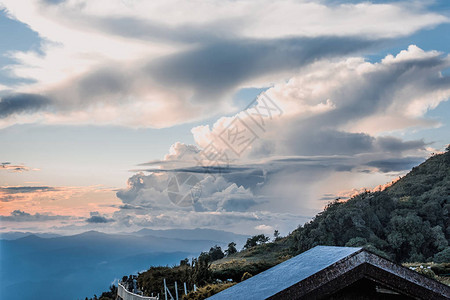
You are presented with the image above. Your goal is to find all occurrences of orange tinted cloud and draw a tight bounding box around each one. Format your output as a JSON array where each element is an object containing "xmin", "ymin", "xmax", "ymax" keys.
[{"xmin": 0, "ymin": 185, "xmax": 120, "ymax": 220}]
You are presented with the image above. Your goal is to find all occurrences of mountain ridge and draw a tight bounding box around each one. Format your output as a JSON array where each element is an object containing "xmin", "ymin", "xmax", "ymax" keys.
[{"xmin": 0, "ymin": 228, "xmax": 247, "ymax": 300}]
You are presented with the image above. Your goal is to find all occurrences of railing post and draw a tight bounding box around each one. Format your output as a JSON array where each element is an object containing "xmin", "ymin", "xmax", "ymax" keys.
[
  {"xmin": 175, "ymin": 281, "xmax": 178, "ymax": 300},
  {"xmin": 164, "ymin": 278, "xmax": 168, "ymax": 300}
]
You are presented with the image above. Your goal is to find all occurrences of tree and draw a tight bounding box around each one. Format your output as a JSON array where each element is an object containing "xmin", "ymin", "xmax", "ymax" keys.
[
  {"xmin": 244, "ymin": 234, "xmax": 269, "ymax": 249},
  {"xmin": 273, "ymin": 230, "xmax": 280, "ymax": 241},
  {"xmin": 208, "ymin": 245, "xmax": 225, "ymax": 261},
  {"xmin": 434, "ymin": 247, "xmax": 450, "ymax": 263},
  {"xmin": 225, "ymin": 242, "xmax": 237, "ymax": 256},
  {"xmin": 180, "ymin": 258, "xmax": 190, "ymax": 266},
  {"xmin": 191, "ymin": 252, "xmax": 212, "ymax": 286}
]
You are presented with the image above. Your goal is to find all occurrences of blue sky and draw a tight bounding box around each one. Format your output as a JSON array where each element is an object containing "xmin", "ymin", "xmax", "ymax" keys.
[{"xmin": 0, "ymin": 0, "xmax": 449, "ymax": 235}]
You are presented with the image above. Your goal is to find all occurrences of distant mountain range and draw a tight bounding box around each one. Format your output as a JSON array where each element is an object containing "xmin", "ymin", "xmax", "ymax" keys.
[
  {"xmin": 132, "ymin": 228, "xmax": 248, "ymax": 246},
  {"xmin": 0, "ymin": 228, "xmax": 248, "ymax": 300},
  {"xmin": 0, "ymin": 231, "xmax": 62, "ymax": 240}
]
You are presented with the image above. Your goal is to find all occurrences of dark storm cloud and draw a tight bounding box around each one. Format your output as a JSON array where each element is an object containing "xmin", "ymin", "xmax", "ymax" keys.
[
  {"xmin": 219, "ymin": 198, "xmax": 259, "ymax": 212},
  {"xmin": 85, "ymin": 215, "xmax": 115, "ymax": 223},
  {"xmin": 0, "ymin": 36, "xmax": 378, "ymax": 120},
  {"xmin": 148, "ymin": 37, "xmax": 378, "ymax": 102},
  {"xmin": 284, "ymin": 130, "xmax": 375, "ymax": 156},
  {"xmin": 85, "ymin": 212, "xmax": 115, "ymax": 223},
  {"xmin": 375, "ymin": 136, "xmax": 426, "ymax": 153},
  {"xmin": 0, "ymin": 93, "xmax": 51, "ymax": 118},
  {"xmin": 71, "ymin": 36, "xmax": 378, "ymax": 103},
  {"xmin": 283, "ymin": 129, "xmax": 427, "ymax": 157},
  {"xmin": 365, "ymin": 157, "xmax": 425, "ymax": 172}
]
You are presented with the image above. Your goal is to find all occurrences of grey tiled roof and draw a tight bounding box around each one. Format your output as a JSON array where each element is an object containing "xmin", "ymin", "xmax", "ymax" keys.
[{"xmin": 208, "ymin": 246, "xmax": 362, "ymax": 300}]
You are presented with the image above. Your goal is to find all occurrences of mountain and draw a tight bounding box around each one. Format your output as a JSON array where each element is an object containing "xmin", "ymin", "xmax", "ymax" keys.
[
  {"xmin": 0, "ymin": 229, "xmax": 245, "ymax": 300},
  {"xmin": 93, "ymin": 149, "xmax": 450, "ymax": 299},
  {"xmin": 0, "ymin": 231, "xmax": 61, "ymax": 240},
  {"xmin": 212, "ymin": 149, "xmax": 450, "ymax": 278},
  {"xmin": 188, "ymin": 149, "xmax": 450, "ymax": 297},
  {"xmin": 133, "ymin": 228, "xmax": 248, "ymax": 247},
  {"xmin": 287, "ymin": 149, "xmax": 450, "ymax": 263}
]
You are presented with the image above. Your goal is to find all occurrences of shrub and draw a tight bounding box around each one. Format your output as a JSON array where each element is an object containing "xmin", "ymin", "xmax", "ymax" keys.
[
  {"xmin": 182, "ymin": 283, "xmax": 236, "ymax": 300},
  {"xmin": 241, "ymin": 272, "xmax": 252, "ymax": 281}
]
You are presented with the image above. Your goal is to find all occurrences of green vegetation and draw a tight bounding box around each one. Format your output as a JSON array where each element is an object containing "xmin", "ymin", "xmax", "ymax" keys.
[
  {"xmin": 287, "ymin": 149, "xmax": 450, "ymax": 263},
  {"xmin": 138, "ymin": 247, "xmax": 218, "ymax": 296},
  {"xmin": 225, "ymin": 242, "xmax": 237, "ymax": 256},
  {"xmin": 182, "ymin": 283, "xmax": 236, "ymax": 300},
  {"xmin": 403, "ymin": 262, "xmax": 450, "ymax": 285},
  {"xmin": 243, "ymin": 234, "xmax": 270, "ymax": 249},
  {"xmin": 92, "ymin": 147, "xmax": 450, "ymax": 299}
]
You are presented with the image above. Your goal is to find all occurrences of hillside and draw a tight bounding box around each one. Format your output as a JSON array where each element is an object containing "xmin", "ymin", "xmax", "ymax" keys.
[
  {"xmin": 210, "ymin": 149, "xmax": 449, "ymax": 276},
  {"xmin": 92, "ymin": 148, "xmax": 450, "ymax": 299},
  {"xmin": 287, "ymin": 148, "xmax": 450, "ymax": 263}
]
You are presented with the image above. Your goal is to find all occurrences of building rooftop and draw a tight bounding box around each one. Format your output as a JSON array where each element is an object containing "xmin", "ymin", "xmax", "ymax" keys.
[{"xmin": 208, "ymin": 246, "xmax": 450, "ymax": 300}]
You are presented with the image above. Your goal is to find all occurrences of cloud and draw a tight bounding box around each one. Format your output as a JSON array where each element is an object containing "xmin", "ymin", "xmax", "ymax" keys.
[
  {"xmin": 0, "ymin": 1, "xmax": 447, "ymax": 128},
  {"xmin": 0, "ymin": 185, "xmax": 120, "ymax": 224},
  {"xmin": 0, "ymin": 210, "xmax": 72, "ymax": 222},
  {"xmin": 255, "ymin": 224, "xmax": 274, "ymax": 233},
  {"xmin": 0, "ymin": 37, "xmax": 379, "ymax": 128},
  {"xmin": 0, "ymin": 186, "xmax": 57, "ymax": 194},
  {"xmin": 0, "ymin": 185, "xmax": 58, "ymax": 202},
  {"xmin": 85, "ymin": 211, "xmax": 115, "ymax": 223},
  {"xmin": 110, "ymin": 46, "xmax": 448, "ymax": 233},
  {"xmin": 110, "ymin": 209, "xmax": 311, "ymax": 235},
  {"xmin": 0, "ymin": 93, "xmax": 51, "ymax": 118},
  {"xmin": 2, "ymin": 0, "xmax": 447, "ymax": 234},
  {"xmin": 191, "ymin": 46, "xmax": 449, "ymax": 158},
  {"xmin": 365, "ymin": 157, "xmax": 426, "ymax": 173},
  {"xmin": 0, "ymin": 162, "xmax": 38, "ymax": 172}
]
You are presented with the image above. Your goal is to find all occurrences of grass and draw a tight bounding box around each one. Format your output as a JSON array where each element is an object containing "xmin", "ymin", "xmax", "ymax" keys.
[{"xmin": 403, "ymin": 262, "xmax": 450, "ymax": 285}]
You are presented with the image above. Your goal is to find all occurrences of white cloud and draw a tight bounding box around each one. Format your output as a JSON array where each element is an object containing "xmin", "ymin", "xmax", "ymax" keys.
[
  {"xmin": 192, "ymin": 46, "xmax": 450, "ymax": 159},
  {"xmin": 255, "ymin": 224, "xmax": 273, "ymax": 233},
  {"xmin": 0, "ymin": 0, "xmax": 448, "ymax": 128},
  {"xmin": 112, "ymin": 46, "xmax": 449, "ymax": 233}
]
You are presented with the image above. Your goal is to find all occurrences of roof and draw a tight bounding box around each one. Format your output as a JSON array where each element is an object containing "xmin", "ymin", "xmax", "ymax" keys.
[
  {"xmin": 208, "ymin": 246, "xmax": 450, "ymax": 300},
  {"xmin": 208, "ymin": 246, "xmax": 362, "ymax": 300}
]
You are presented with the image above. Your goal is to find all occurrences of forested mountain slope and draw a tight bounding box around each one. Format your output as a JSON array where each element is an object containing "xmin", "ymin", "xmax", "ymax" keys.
[{"xmin": 288, "ymin": 149, "xmax": 450, "ymax": 263}]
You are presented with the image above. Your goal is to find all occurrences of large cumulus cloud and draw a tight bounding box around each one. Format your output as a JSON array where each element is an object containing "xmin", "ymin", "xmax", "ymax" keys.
[
  {"xmin": 0, "ymin": 0, "xmax": 447, "ymax": 128},
  {"xmin": 192, "ymin": 46, "xmax": 449, "ymax": 158},
  {"xmin": 112, "ymin": 47, "xmax": 449, "ymax": 233}
]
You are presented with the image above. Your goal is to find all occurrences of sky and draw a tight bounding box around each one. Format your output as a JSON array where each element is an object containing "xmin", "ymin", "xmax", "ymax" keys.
[{"xmin": 0, "ymin": 0, "xmax": 449, "ymax": 236}]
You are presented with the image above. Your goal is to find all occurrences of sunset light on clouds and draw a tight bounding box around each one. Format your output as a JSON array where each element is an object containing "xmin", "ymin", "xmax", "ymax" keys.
[{"xmin": 1, "ymin": 0, "xmax": 449, "ymax": 237}]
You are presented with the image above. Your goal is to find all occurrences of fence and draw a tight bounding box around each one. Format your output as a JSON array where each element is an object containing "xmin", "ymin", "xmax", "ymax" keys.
[{"xmin": 117, "ymin": 282, "xmax": 159, "ymax": 300}]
